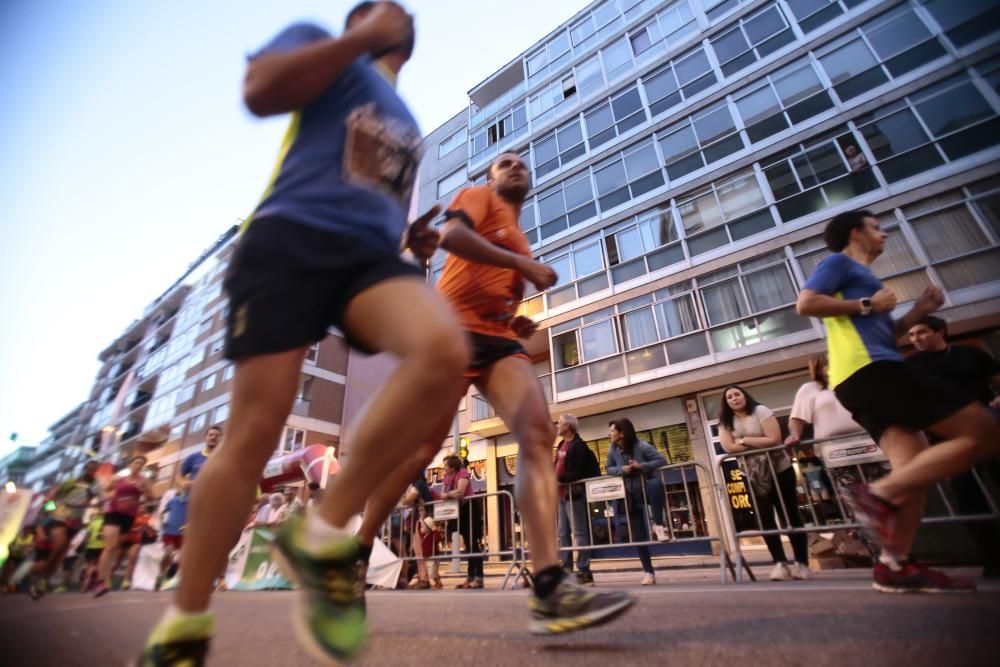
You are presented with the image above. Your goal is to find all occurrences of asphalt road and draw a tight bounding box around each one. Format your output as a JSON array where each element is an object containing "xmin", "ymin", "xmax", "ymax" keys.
[{"xmin": 2, "ymin": 572, "xmax": 998, "ymax": 667}]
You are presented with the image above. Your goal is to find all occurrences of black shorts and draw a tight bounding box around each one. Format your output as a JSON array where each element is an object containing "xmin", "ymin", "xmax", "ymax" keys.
[
  {"xmin": 103, "ymin": 512, "xmax": 136, "ymax": 534},
  {"xmin": 43, "ymin": 518, "xmax": 82, "ymax": 543},
  {"xmin": 84, "ymin": 547, "xmax": 103, "ymax": 564},
  {"xmin": 834, "ymin": 360, "xmax": 974, "ymax": 443},
  {"xmin": 224, "ymin": 217, "xmax": 424, "ymax": 359},
  {"xmin": 466, "ymin": 332, "xmax": 529, "ymax": 377}
]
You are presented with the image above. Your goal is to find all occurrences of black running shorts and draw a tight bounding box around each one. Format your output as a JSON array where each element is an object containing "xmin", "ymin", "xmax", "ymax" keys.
[
  {"xmin": 102, "ymin": 511, "xmax": 136, "ymax": 534},
  {"xmin": 834, "ymin": 360, "xmax": 974, "ymax": 443},
  {"xmin": 223, "ymin": 217, "xmax": 424, "ymax": 359},
  {"xmin": 465, "ymin": 332, "xmax": 529, "ymax": 378}
]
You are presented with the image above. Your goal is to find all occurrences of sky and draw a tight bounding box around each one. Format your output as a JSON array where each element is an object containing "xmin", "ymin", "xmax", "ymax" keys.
[{"xmin": 0, "ymin": 0, "xmax": 581, "ymax": 457}]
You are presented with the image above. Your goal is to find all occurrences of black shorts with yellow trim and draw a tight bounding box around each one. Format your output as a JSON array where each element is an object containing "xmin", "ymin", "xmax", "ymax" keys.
[{"xmin": 224, "ymin": 217, "xmax": 424, "ymax": 359}]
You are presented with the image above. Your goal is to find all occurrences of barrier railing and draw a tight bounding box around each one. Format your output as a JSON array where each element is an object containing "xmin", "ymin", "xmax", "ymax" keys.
[
  {"xmin": 381, "ymin": 489, "xmax": 523, "ymax": 590},
  {"xmin": 555, "ymin": 461, "xmax": 740, "ymax": 583},
  {"xmin": 717, "ymin": 431, "xmax": 1000, "ymax": 582}
]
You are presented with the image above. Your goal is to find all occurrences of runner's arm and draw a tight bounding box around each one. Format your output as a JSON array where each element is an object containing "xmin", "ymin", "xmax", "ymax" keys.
[
  {"xmin": 893, "ymin": 285, "xmax": 945, "ymax": 336},
  {"xmin": 796, "ymin": 289, "xmax": 867, "ymax": 317},
  {"xmin": 439, "ymin": 220, "xmax": 528, "ymax": 271},
  {"xmin": 243, "ymin": 5, "xmax": 412, "ymax": 116}
]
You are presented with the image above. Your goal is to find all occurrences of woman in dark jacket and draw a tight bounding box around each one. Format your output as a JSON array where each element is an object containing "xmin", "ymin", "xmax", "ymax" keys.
[{"xmin": 606, "ymin": 418, "xmax": 665, "ymax": 585}]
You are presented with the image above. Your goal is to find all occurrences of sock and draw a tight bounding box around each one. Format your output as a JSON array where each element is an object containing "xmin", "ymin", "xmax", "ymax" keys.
[
  {"xmin": 161, "ymin": 604, "xmax": 212, "ymax": 624},
  {"xmin": 533, "ymin": 565, "xmax": 564, "ymax": 599},
  {"xmin": 357, "ymin": 543, "xmax": 373, "ymax": 564},
  {"xmin": 303, "ymin": 511, "xmax": 352, "ymax": 552},
  {"xmin": 879, "ymin": 552, "xmax": 906, "ymax": 572}
]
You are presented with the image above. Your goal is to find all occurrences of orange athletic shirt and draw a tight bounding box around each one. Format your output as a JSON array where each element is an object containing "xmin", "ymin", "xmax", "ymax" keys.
[{"xmin": 436, "ymin": 186, "xmax": 532, "ymax": 340}]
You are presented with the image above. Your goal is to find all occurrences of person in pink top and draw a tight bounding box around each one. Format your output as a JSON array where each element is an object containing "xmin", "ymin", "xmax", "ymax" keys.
[
  {"xmin": 440, "ymin": 455, "xmax": 483, "ymax": 588},
  {"xmin": 94, "ymin": 455, "xmax": 151, "ymax": 597}
]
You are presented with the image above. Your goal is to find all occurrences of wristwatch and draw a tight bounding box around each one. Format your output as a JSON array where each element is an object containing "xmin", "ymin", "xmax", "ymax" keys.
[{"xmin": 859, "ymin": 297, "xmax": 872, "ymax": 316}]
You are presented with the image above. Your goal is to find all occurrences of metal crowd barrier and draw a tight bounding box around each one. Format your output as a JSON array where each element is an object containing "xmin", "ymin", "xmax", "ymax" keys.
[
  {"xmin": 717, "ymin": 431, "xmax": 1000, "ymax": 582},
  {"xmin": 381, "ymin": 489, "xmax": 524, "ymax": 590},
  {"xmin": 555, "ymin": 461, "xmax": 739, "ymax": 583}
]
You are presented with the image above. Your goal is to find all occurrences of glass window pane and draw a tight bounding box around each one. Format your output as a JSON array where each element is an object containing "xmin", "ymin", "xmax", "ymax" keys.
[
  {"xmin": 534, "ymin": 135, "xmax": 558, "ymax": 165},
  {"xmin": 718, "ymin": 173, "xmax": 766, "ymax": 219},
  {"xmin": 766, "ymin": 161, "xmax": 800, "ymax": 199},
  {"xmin": 911, "ymin": 206, "xmax": 990, "ymax": 261},
  {"xmin": 616, "ymin": 227, "xmax": 645, "ymax": 261},
  {"xmin": 585, "ymin": 105, "xmax": 615, "ymax": 140},
  {"xmin": 603, "ymin": 38, "xmax": 633, "ymax": 78},
  {"xmin": 773, "ymin": 62, "xmax": 823, "ymax": 105},
  {"xmin": 581, "ymin": 320, "xmax": 618, "ymax": 360},
  {"xmin": 527, "ymin": 51, "xmax": 547, "ymax": 76},
  {"xmin": 547, "ymin": 254, "xmax": 573, "ymax": 286},
  {"xmin": 860, "ymin": 109, "xmax": 931, "ymax": 160},
  {"xmin": 736, "ymin": 85, "xmax": 781, "ymax": 124},
  {"xmin": 644, "ymin": 66, "xmax": 679, "ymax": 105},
  {"xmin": 744, "ymin": 265, "xmax": 795, "ymax": 312},
  {"xmin": 573, "ymin": 243, "xmax": 604, "ymax": 277},
  {"xmin": 611, "ymin": 87, "xmax": 643, "ymax": 120},
  {"xmin": 786, "ymin": 0, "xmax": 832, "ymax": 20},
  {"xmin": 519, "ymin": 202, "xmax": 536, "ymax": 231},
  {"xmin": 624, "ymin": 143, "xmax": 660, "ymax": 179},
  {"xmin": 744, "ymin": 6, "xmax": 785, "ymax": 45},
  {"xmin": 538, "ymin": 189, "xmax": 566, "ymax": 222},
  {"xmin": 656, "ymin": 295, "xmax": 701, "ymax": 337},
  {"xmin": 820, "ymin": 39, "xmax": 878, "ymax": 83},
  {"xmin": 627, "ymin": 345, "xmax": 667, "ymax": 373},
  {"xmin": 557, "ymin": 121, "xmax": 584, "ymax": 151},
  {"xmin": 973, "ymin": 193, "xmax": 1000, "ymax": 241},
  {"xmin": 552, "ymin": 331, "xmax": 580, "ymax": 369},
  {"xmin": 675, "ymin": 48, "xmax": 711, "ymax": 85},
  {"xmin": 639, "ymin": 208, "xmax": 679, "ymax": 246},
  {"xmin": 701, "ymin": 279, "xmax": 748, "ymax": 325},
  {"xmin": 589, "ymin": 356, "xmax": 627, "ymax": 384},
  {"xmin": 863, "ymin": 7, "xmax": 932, "ymax": 61},
  {"xmin": 659, "ymin": 125, "xmax": 699, "ymax": 161},
  {"xmin": 914, "ymin": 82, "xmax": 993, "ymax": 137},
  {"xmin": 712, "ymin": 27, "xmax": 749, "ymax": 64},
  {"xmin": 595, "ymin": 160, "xmax": 628, "ymax": 196},
  {"xmin": 679, "ymin": 191, "xmax": 724, "ymax": 233},
  {"xmin": 624, "ymin": 309, "xmax": 660, "ymax": 349},
  {"xmin": 693, "ymin": 105, "xmax": 736, "ymax": 145},
  {"xmin": 934, "ymin": 249, "xmax": 1000, "ymax": 290},
  {"xmin": 563, "ymin": 175, "xmax": 594, "ymax": 209},
  {"xmin": 666, "ymin": 332, "xmax": 710, "ymax": 363}
]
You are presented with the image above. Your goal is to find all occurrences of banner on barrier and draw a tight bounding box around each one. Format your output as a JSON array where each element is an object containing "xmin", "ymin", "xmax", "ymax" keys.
[
  {"xmin": 0, "ymin": 489, "xmax": 31, "ymax": 565},
  {"xmin": 433, "ymin": 500, "xmax": 459, "ymax": 521},
  {"xmin": 586, "ymin": 477, "xmax": 625, "ymax": 502},
  {"xmin": 225, "ymin": 528, "xmax": 293, "ymax": 591},
  {"xmin": 820, "ymin": 438, "xmax": 887, "ymax": 468}
]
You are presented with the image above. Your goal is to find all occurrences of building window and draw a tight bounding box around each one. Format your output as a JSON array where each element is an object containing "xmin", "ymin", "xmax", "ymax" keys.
[
  {"xmin": 192, "ymin": 412, "xmax": 208, "ymax": 432},
  {"xmin": 734, "ymin": 58, "xmax": 833, "ymax": 144},
  {"xmin": 542, "ymin": 234, "xmax": 609, "ymax": 309},
  {"xmin": 710, "ymin": 3, "xmax": 795, "ymax": 78},
  {"xmin": 762, "ymin": 126, "xmax": 879, "ymax": 222},
  {"xmin": 602, "ymin": 36, "xmax": 635, "ymax": 81},
  {"xmin": 784, "ymin": 0, "xmax": 848, "ymax": 35},
  {"xmin": 551, "ymin": 308, "xmax": 625, "ymax": 393},
  {"xmin": 920, "ymin": 0, "xmax": 1000, "ymax": 48},
  {"xmin": 213, "ymin": 403, "xmax": 229, "ymax": 424},
  {"xmin": 169, "ymin": 424, "xmax": 185, "ymax": 441},
  {"xmin": 222, "ymin": 364, "xmax": 234, "ymax": 382},
  {"xmin": 210, "ymin": 339, "xmax": 224, "ymax": 355},
  {"xmin": 532, "ymin": 119, "xmax": 586, "ymax": 179},
  {"xmin": 525, "ymin": 30, "xmax": 572, "ymax": 86},
  {"xmin": 201, "ymin": 373, "xmax": 216, "ymax": 392},
  {"xmin": 657, "ymin": 102, "xmax": 744, "ymax": 181},
  {"xmin": 642, "ymin": 46, "xmax": 717, "ymax": 119},
  {"xmin": 438, "ymin": 128, "xmax": 467, "ymax": 158},
  {"xmin": 816, "ymin": 5, "xmax": 945, "ymax": 102},
  {"xmin": 304, "ymin": 343, "xmax": 319, "ymax": 365},
  {"xmin": 677, "ymin": 168, "xmax": 773, "ymax": 255},
  {"xmin": 700, "ymin": 0, "xmax": 753, "ymax": 24},
  {"xmin": 470, "ymin": 103, "xmax": 528, "ymax": 160},
  {"xmin": 575, "ymin": 55, "xmax": 605, "ymax": 100},
  {"xmin": 281, "ymin": 426, "xmax": 306, "ymax": 453},
  {"xmin": 854, "ymin": 73, "xmax": 1000, "ymax": 185},
  {"xmin": 593, "ymin": 139, "xmax": 665, "ymax": 212},
  {"xmin": 437, "ymin": 169, "xmax": 466, "ymax": 199},
  {"xmin": 584, "ymin": 85, "xmax": 647, "ymax": 151},
  {"xmin": 536, "ymin": 172, "xmax": 597, "ymax": 241},
  {"xmin": 176, "ymin": 384, "xmax": 195, "ymax": 404}
]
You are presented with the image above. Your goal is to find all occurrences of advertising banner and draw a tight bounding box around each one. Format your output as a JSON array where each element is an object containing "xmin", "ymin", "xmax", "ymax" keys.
[{"xmin": 585, "ymin": 477, "xmax": 626, "ymax": 503}]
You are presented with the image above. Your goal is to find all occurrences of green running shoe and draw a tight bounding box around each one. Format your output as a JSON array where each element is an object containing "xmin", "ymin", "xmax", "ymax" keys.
[
  {"xmin": 135, "ymin": 611, "xmax": 214, "ymax": 666},
  {"xmin": 272, "ymin": 515, "xmax": 366, "ymax": 664},
  {"xmin": 528, "ymin": 576, "xmax": 635, "ymax": 635}
]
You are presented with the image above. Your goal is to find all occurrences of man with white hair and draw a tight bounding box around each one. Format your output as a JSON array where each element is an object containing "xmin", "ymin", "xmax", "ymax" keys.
[{"xmin": 555, "ymin": 414, "xmax": 600, "ymax": 585}]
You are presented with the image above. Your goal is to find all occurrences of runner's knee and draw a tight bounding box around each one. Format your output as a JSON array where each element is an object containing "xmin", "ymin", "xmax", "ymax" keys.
[{"xmin": 411, "ymin": 325, "xmax": 469, "ymax": 379}]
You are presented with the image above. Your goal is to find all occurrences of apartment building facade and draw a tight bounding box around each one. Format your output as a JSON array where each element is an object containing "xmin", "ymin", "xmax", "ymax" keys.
[{"xmin": 415, "ymin": 0, "xmax": 1000, "ymax": 552}]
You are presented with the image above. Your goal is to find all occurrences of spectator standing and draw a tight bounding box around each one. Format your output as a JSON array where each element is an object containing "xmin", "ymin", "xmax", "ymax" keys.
[
  {"xmin": 441, "ymin": 455, "xmax": 483, "ymax": 589},
  {"xmin": 554, "ymin": 414, "xmax": 600, "ymax": 585},
  {"xmin": 718, "ymin": 386, "xmax": 812, "ymax": 581},
  {"xmin": 606, "ymin": 418, "xmax": 665, "ymax": 585}
]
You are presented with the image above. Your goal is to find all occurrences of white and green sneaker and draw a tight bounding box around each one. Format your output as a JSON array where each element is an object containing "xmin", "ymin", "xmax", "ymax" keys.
[
  {"xmin": 136, "ymin": 612, "xmax": 214, "ymax": 666},
  {"xmin": 271, "ymin": 515, "xmax": 367, "ymax": 664}
]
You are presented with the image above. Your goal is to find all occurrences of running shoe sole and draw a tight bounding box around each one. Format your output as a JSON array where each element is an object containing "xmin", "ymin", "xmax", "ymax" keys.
[
  {"xmin": 528, "ymin": 594, "xmax": 635, "ymax": 635},
  {"xmin": 270, "ymin": 544, "xmax": 361, "ymax": 666}
]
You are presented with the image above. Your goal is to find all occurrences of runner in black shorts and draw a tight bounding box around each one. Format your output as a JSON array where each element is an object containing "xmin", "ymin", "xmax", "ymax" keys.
[
  {"xmin": 138, "ymin": 4, "xmax": 470, "ymax": 664},
  {"xmin": 798, "ymin": 210, "xmax": 1000, "ymax": 593}
]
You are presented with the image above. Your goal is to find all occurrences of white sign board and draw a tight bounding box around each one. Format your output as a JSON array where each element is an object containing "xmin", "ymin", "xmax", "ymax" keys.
[
  {"xmin": 585, "ymin": 477, "xmax": 626, "ymax": 502},
  {"xmin": 433, "ymin": 500, "xmax": 460, "ymax": 521},
  {"xmin": 820, "ymin": 438, "xmax": 888, "ymax": 468}
]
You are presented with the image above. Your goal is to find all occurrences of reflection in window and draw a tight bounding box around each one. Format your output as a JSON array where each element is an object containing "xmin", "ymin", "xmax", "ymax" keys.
[
  {"xmin": 658, "ymin": 103, "xmax": 744, "ymax": 181},
  {"xmin": 584, "ymin": 85, "xmax": 647, "ymax": 150},
  {"xmin": 710, "ymin": 3, "xmax": 795, "ymax": 77},
  {"xmin": 922, "ymin": 0, "xmax": 1000, "ymax": 47},
  {"xmin": 677, "ymin": 169, "xmax": 772, "ymax": 254},
  {"xmin": 643, "ymin": 47, "xmax": 717, "ymax": 118}
]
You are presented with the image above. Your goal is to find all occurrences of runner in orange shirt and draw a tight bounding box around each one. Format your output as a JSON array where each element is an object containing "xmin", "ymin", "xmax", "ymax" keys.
[{"xmin": 357, "ymin": 152, "xmax": 635, "ymax": 635}]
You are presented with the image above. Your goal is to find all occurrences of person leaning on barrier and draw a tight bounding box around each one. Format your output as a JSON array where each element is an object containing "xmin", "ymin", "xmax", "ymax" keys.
[
  {"xmin": 606, "ymin": 418, "xmax": 666, "ymax": 585},
  {"xmin": 718, "ymin": 385, "xmax": 812, "ymax": 582},
  {"xmin": 441, "ymin": 455, "xmax": 484, "ymax": 589},
  {"xmin": 555, "ymin": 414, "xmax": 601, "ymax": 585},
  {"xmin": 786, "ymin": 354, "xmax": 865, "ymax": 449}
]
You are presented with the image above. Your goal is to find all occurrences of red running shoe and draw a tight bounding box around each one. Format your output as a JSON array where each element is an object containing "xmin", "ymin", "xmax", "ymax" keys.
[
  {"xmin": 911, "ymin": 563, "xmax": 976, "ymax": 594},
  {"xmin": 872, "ymin": 562, "xmax": 928, "ymax": 593},
  {"xmin": 845, "ymin": 483, "xmax": 899, "ymax": 554}
]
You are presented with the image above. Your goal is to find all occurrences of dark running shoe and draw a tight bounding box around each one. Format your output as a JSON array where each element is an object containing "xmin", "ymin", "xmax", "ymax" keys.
[
  {"xmin": 872, "ymin": 562, "xmax": 928, "ymax": 593},
  {"xmin": 272, "ymin": 515, "xmax": 366, "ymax": 664},
  {"xmin": 912, "ymin": 563, "xmax": 976, "ymax": 593},
  {"xmin": 845, "ymin": 484, "xmax": 899, "ymax": 554},
  {"xmin": 577, "ymin": 570, "xmax": 595, "ymax": 586},
  {"xmin": 135, "ymin": 612, "xmax": 214, "ymax": 666},
  {"xmin": 529, "ymin": 576, "xmax": 635, "ymax": 635},
  {"xmin": 28, "ymin": 576, "xmax": 46, "ymax": 601}
]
